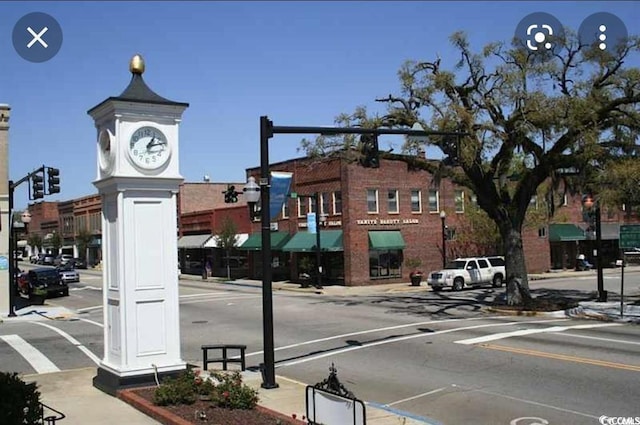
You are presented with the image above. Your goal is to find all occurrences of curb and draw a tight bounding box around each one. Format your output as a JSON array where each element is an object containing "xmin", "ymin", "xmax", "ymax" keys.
[{"xmin": 484, "ymin": 307, "xmax": 568, "ymax": 318}]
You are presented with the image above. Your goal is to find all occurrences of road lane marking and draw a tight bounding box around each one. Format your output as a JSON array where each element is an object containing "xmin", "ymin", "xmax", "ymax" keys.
[
  {"xmin": 180, "ymin": 295, "xmax": 261, "ymax": 305},
  {"xmin": 245, "ymin": 317, "xmax": 495, "ymax": 357},
  {"xmin": 387, "ymin": 386, "xmax": 448, "ymax": 407},
  {"xmin": 77, "ymin": 305, "xmax": 102, "ymax": 313},
  {"xmin": 472, "ymin": 387, "xmax": 599, "ymax": 420},
  {"xmin": 78, "ymin": 318, "xmax": 103, "ymax": 328},
  {"xmin": 274, "ymin": 319, "xmax": 569, "ymax": 368},
  {"xmin": 0, "ymin": 334, "xmax": 60, "ymax": 373},
  {"xmin": 454, "ymin": 323, "xmax": 620, "ymax": 345},
  {"xmin": 32, "ymin": 322, "xmax": 101, "ymax": 365},
  {"xmin": 481, "ymin": 344, "xmax": 640, "ymax": 372},
  {"xmin": 560, "ymin": 332, "xmax": 640, "ymax": 346}
]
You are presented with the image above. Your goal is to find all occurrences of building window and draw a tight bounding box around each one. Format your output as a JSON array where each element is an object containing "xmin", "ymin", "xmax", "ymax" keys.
[
  {"xmin": 530, "ymin": 195, "xmax": 538, "ymax": 209},
  {"xmin": 334, "ymin": 191, "xmax": 342, "ymax": 215},
  {"xmin": 89, "ymin": 212, "xmax": 101, "ymax": 232},
  {"xmin": 367, "ymin": 189, "xmax": 379, "ymax": 214},
  {"xmin": 282, "ymin": 200, "xmax": 289, "ymax": 219},
  {"xmin": 75, "ymin": 216, "xmax": 87, "ymax": 233},
  {"xmin": 455, "ymin": 190, "xmax": 465, "ymax": 213},
  {"xmin": 410, "ymin": 189, "xmax": 421, "ymax": 213},
  {"xmin": 310, "ymin": 196, "xmax": 318, "ymax": 214},
  {"xmin": 538, "ymin": 227, "xmax": 547, "ymax": 238},
  {"xmin": 428, "ymin": 190, "xmax": 439, "ymax": 212},
  {"xmin": 369, "ymin": 250, "xmax": 402, "ymax": 279},
  {"xmin": 470, "ymin": 194, "xmax": 478, "ymax": 205},
  {"xmin": 562, "ymin": 194, "xmax": 568, "ymax": 206},
  {"xmin": 298, "ymin": 198, "xmax": 308, "ymax": 218},
  {"xmin": 321, "ymin": 192, "xmax": 330, "ymax": 216},
  {"xmin": 388, "ymin": 189, "xmax": 399, "ymax": 214}
]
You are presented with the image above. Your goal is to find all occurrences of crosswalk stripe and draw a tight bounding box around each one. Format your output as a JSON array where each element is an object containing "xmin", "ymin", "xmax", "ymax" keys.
[
  {"xmin": 0, "ymin": 334, "xmax": 60, "ymax": 374},
  {"xmin": 453, "ymin": 323, "xmax": 620, "ymax": 345},
  {"xmin": 32, "ymin": 322, "xmax": 101, "ymax": 365}
]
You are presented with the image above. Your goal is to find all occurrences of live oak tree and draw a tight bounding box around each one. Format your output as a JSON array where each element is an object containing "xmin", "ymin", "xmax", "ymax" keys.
[{"xmin": 303, "ymin": 30, "xmax": 640, "ymax": 305}]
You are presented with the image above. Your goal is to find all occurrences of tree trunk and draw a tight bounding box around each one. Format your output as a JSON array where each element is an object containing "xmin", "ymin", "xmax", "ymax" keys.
[
  {"xmin": 502, "ymin": 226, "xmax": 533, "ymax": 306},
  {"xmin": 226, "ymin": 249, "xmax": 231, "ymax": 280}
]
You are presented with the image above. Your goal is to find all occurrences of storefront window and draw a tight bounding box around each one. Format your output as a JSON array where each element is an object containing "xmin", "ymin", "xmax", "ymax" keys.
[{"xmin": 369, "ymin": 250, "xmax": 402, "ymax": 278}]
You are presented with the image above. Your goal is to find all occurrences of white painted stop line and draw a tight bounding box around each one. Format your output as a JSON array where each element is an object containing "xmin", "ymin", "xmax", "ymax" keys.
[
  {"xmin": 0, "ymin": 334, "xmax": 59, "ymax": 373},
  {"xmin": 454, "ymin": 323, "xmax": 620, "ymax": 345}
]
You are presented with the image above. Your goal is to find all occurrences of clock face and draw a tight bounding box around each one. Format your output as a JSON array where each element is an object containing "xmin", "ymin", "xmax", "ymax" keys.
[
  {"xmin": 128, "ymin": 126, "xmax": 171, "ymax": 170},
  {"xmin": 98, "ymin": 129, "xmax": 114, "ymax": 171}
]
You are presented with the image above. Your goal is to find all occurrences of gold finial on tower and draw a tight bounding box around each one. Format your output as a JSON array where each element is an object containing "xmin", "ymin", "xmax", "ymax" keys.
[{"xmin": 129, "ymin": 54, "xmax": 145, "ymax": 75}]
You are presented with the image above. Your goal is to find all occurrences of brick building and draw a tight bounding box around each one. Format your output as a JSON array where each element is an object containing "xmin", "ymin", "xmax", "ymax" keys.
[{"xmin": 237, "ymin": 154, "xmax": 636, "ymax": 286}]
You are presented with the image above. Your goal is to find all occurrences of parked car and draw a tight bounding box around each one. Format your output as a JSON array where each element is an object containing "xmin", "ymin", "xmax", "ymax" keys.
[
  {"xmin": 38, "ymin": 254, "xmax": 55, "ymax": 265},
  {"xmin": 70, "ymin": 257, "xmax": 87, "ymax": 269},
  {"xmin": 31, "ymin": 254, "xmax": 43, "ymax": 264},
  {"xmin": 427, "ymin": 256, "xmax": 506, "ymax": 292},
  {"xmin": 17, "ymin": 267, "xmax": 69, "ymax": 299},
  {"xmin": 54, "ymin": 254, "xmax": 73, "ymax": 267},
  {"xmin": 58, "ymin": 265, "xmax": 80, "ymax": 283}
]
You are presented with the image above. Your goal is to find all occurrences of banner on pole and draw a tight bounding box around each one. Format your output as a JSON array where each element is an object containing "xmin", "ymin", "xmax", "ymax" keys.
[
  {"xmin": 307, "ymin": 213, "xmax": 317, "ymax": 234},
  {"xmin": 270, "ymin": 172, "xmax": 292, "ymax": 222}
]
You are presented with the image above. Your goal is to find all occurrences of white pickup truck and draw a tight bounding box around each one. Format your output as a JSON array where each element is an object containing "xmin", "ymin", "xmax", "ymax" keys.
[{"xmin": 427, "ymin": 256, "xmax": 506, "ymax": 291}]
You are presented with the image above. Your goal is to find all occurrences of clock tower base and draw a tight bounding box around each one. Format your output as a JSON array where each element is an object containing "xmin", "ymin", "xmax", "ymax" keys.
[{"xmin": 93, "ymin": 364, "xmax": 185, "ymax": 396}]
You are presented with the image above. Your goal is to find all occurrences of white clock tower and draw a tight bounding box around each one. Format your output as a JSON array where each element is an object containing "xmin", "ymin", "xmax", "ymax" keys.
[{"xmin": 88, "ymin": 55, "xmax": 189, "ymax": 394}]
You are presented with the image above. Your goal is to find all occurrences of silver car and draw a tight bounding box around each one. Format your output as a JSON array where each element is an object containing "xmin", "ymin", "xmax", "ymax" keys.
[{"xmin": 59, "ymin": 268, "xmax": 80, "ymax": 283}]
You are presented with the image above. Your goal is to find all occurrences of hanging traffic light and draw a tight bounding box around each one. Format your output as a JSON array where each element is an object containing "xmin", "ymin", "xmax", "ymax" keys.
[
  {"xmin": 47, "ymin": 167, "xmax": 60, "ymax": 194},
  {"xmin": 31, "ymin": 171, "xmax": 44, "ymax": 200},
  {"xmin": 223, "ymin": 185, "xmax": 239, "ymax": 203},
  {"xmin": 359, "ymin": 133, "xmax": 379, "ymax": 168}
]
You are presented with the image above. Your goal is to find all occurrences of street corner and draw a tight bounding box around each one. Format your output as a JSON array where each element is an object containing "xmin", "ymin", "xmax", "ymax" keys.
[{"xmin": 483, "ymin": 305, "xmax": 569, "ymax": 318}]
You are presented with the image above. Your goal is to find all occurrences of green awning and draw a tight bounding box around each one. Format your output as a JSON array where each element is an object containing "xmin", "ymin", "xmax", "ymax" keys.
[
  {"xmin": 281, "ymin": 230, "xmax": 344, "ymax": 252},
  {"xmin": 549, "ymin": 224, "xmax": 585, "ymax": 242},
  {"xmin": 368, "ymin": 231, "xmax": 406, "ymax": 250},
  {"xmin": 239, "ymin": 232, "xmax": 292, "ymax": 251}
]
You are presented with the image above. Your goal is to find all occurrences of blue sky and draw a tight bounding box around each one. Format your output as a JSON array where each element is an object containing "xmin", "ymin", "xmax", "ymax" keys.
[{"xmin": 2, "ymin": 1, "xmax": 638, "ymax": 209}]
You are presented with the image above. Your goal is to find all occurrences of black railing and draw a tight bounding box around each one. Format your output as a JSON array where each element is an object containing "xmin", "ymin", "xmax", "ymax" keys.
[{"xmin": 41, "ymin": 402, "xmax": 65, "ymax": 424}]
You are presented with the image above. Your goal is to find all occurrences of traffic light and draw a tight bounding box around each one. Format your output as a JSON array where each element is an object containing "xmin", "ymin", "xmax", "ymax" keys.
[
  {"xmin": 47, "ymin": 167, "xmax": 60, "ymax": 194},
  {"xmin": 359, "ymin": 133, "xmax": 379, "ymax": 168},
  {"xmin": 31, "ymin": 171, "xmax": 44, "ymax": 200},
  {"xmin": 223, "ymin": 185, "xmax": 239, "ymax": 203}
]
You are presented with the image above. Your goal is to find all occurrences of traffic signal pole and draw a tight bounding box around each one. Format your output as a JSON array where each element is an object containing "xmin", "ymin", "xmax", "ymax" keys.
[{"xmin": 6, "ymin": 166, "xmax": 59, "ymax": 317}]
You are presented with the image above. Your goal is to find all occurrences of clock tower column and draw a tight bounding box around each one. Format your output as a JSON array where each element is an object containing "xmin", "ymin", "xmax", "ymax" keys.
[{"xmin": 88, "ymin": 55, "xmax": 189, "ymax": 394}]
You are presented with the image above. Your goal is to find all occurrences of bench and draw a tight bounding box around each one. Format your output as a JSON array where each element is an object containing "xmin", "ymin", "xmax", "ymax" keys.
[{"xmin": 201, "ymin": 344, "xmax": 247, "ymax": 371}]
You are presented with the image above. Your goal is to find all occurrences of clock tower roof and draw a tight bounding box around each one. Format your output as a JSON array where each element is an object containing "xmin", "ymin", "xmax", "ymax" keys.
[{"xmin": 87, "ymin": 54, "xmax": 189, "ymax": 115}]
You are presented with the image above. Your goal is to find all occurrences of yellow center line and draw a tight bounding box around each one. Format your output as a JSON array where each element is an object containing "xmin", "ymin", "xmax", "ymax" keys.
[{"xmin": 482, "ymin": 344, "xmax": 640, "ymax": 372}]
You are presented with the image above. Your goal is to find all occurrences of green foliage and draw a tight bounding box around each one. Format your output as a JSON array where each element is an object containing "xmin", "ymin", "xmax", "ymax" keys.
[
  {"xmin": 152, "ymin": 369, "xmax": 259, "ymax": 410},
  {"xmin": 0, "ymin": 372, "xmax": 42, "ymax": 425},
  {"xmin": 405, "ymin": 257, "xmax": 422, "ymax": 271},
  {"xmin": 214, "ymin": 217, "xmax": 239, "ymax": 251},
  {"xmin": 209, "ymin": 371, "xmax": 259, "ymax": 410},
  {"xmin": 27, "ymin": 233, "xmax": 42, "ymax": 250},
  {"xmin": 153, "ymin": 370, "xmax": 197, "ymax": 406},
  {"xmin": 454, "ymin": 202, "xmax": 502, "ymax": 257},
  {"xmin": 75, "ymin": 228, "xmax": 93, "ymax": 262},
  {"xmin": 49, "ymin": 232, "xmax": 62, "ymax": 251}
]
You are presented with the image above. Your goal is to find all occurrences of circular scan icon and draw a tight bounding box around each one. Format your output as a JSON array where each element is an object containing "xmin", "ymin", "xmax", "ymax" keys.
[
  {"xmin": 579, "ymin": 12, "xmax": 628, "ymax": 55},
  {"xmin": 12, "ymin": 12, "xmax": 63, "ymax": 63},
  {"xmin": 514, "ymin": 12, "xmax": 565, "ymax": 62}
]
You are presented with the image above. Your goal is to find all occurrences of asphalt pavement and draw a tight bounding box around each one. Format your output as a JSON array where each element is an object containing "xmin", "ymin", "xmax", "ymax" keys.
[{"xmin": 3, "ymin": 265, "xmax": 639, "ymax": 424}]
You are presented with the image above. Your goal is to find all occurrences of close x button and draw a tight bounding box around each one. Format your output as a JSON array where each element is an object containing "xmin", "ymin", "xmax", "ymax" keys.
[{"xmin": 12, "ymin": 12, "xmax": 63, "ymax": 63}]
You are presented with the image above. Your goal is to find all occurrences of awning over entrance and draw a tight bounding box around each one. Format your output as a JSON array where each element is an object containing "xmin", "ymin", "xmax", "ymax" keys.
[
  {"xmin": 239, "ymin": 232, "xmax": 291, "ymax": 251},
  {"xmin": 549, "ymin": 224, "xmax": 585, "ymax": 242},
  {"xmin": 368, "ymin": 230, "xmax": 406, "ymax": 250},
  {"xmin": 178, "ymin": 234, "xmax": 212, "ymax": 249},
  {"xmin": 583, "ymin": 223, "xmax": 621, "ymax": 240},
  {"xmin": 204, "ymin": 233, "xmax": 250, "ymax": 248},
  {"xmin": 17, "ymin": 240, "xmax": 28, "ymax": 247},
  {"xmin": 281, "ymin": 230, "xmax": 344, "ymax": 252}
]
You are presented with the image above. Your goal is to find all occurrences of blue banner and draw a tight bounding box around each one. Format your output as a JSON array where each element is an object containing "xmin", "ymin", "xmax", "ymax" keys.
[
  {"xmin": 307, "ymin": 213, "xmax": 317, "ymax": 234},
  {"xmin": 269, "ymin": 172, "xmax": 292, "ymax": 221}
]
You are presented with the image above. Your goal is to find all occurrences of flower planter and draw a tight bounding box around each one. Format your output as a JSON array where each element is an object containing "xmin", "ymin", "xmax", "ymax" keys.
[{"xmin": 410, "ymin": 274, "xmax": 423, "ymax": 286}]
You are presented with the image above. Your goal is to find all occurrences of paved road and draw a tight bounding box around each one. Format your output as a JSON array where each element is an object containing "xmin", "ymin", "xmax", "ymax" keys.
[{"xmin": 2, "ymin": 266, "xmax": 639, "ymax": 424}]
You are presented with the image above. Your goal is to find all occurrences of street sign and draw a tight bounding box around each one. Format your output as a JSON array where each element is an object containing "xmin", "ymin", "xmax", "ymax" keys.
[{"xmin": 619, "ymin": 225, "xmax": 640, "ymax": 249}]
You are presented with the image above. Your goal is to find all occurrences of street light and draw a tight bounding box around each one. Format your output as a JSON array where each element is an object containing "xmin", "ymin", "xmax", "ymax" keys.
[
  {"xmin": 583, "ymin": 195, "xmax": 607, "ymax": 302},
  {"xmin": 440, "ymin": 210, "xmax": 447, "ymax": 268},
  {"xmin": 243, "ymin": 176, "xmax": 261, "ymax": 220}
]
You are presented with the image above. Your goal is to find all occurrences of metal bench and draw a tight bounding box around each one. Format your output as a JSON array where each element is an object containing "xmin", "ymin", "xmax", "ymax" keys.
[{"xmin": 201, "ymin": 344, "xmax": 247, "ymax": 371}]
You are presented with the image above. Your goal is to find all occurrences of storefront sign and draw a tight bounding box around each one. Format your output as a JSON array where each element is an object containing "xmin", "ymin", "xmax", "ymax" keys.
[
  {"xmin": 356, "ymin": 218, "xmax": 420, "ymax": 225},
  {"xmin": 299, "ymin": 220, "xmax": 342, "ymax": 228}
]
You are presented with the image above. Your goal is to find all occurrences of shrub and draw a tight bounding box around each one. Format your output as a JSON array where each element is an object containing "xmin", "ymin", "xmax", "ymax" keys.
[
  {"xmin": 209, "ymin": 371, "xmax": 259, "ymax": 410},
  {"xmin": 0, "ymin": 372, "xmax": 42, "ymax": 425},
  {"xmin": 153, "ymin": 370, "xmax": 197, "ymax": 406}
]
